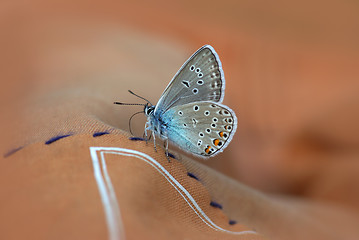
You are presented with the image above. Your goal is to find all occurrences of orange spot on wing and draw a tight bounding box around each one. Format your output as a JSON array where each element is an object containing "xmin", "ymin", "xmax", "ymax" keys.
[
  {"xmin": 219, "ymin": 131, "xmax": 224, "ymax": 137},
  {"xmin": 205, "ymin": 146, "xmax": 211, "ymax": 154},
  {"xmin": 213, "ymin": 139, "xmax": 220, "ymax": 146}
]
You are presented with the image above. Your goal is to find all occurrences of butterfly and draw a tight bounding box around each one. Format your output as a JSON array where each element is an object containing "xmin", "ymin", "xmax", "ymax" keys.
[{"xmin": 115, "ymin": 45, "xmax": 237, "ymax": 159}]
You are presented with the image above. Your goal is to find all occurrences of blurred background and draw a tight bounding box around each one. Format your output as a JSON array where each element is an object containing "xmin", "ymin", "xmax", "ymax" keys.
[{"xmin": 1, "ymin": 0, "xmax": 359, "ymax": 209}]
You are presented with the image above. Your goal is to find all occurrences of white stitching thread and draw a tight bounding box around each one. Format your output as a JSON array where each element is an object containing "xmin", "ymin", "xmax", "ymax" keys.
[{"xmin": 90, "ymin": 147, "xmax": 258, "ymax": 239}]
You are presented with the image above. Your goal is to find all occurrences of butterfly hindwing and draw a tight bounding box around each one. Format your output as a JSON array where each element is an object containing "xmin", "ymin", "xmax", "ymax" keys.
[
  {"xmin": 154, "ymin": 45, "xmax": 225, "ymax": 115},
  {"xmin": 161, "ymin": 102, "xmax": 237, "ymax": 157}
]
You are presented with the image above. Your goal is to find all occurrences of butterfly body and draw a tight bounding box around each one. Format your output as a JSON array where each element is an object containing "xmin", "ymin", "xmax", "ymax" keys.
[
  {"xmin": 144, "ymin": 103, "xmax": 168, "ymax": 141},
  {"xmin": 142, "ymin": 45, "xmax": 237, "ymax": 158}
]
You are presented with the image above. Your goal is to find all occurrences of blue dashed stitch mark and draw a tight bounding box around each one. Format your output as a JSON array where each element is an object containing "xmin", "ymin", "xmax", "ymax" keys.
[
  {"xmin": 93, "ymin": 131, "xmax": 110, "ymax": 137},
  {"xmin": 167, "ymin": 152, "xmax": 176, "ymax": 159},
  {"xmin": 187, "ymin": 172, "xmax": 199, "ymax": 181},
  {"xmin": 45, "ymin": 134, "xmax": 72, "ymax": 145},
  {"xmin": 129, "ymin": 137, "xmax": 146, "ymax": 141},
  {"xmin": 3, "ymin": 146, "xmax": 23, "ymax": 158},
  {"xmin": 210, "ymin": 201, "xmax": 223, "ymax": 209},
  {"xmin": 229, "ymin": 220, "xmax": 237, "ymax": 225},
  {"xmin": 7, "ymin": 131, "xmax": 238, "ymax": 230}
]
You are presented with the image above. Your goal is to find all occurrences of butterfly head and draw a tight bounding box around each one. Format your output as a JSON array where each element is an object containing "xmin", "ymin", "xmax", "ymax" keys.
[{"xmin": 144, "ymin": 103, "xmax": 155, "ymax": 117}]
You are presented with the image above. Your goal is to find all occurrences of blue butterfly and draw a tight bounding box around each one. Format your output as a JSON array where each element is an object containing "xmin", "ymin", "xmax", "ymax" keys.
[{"xmin": 116, "ymin": 45, "xmax": 237, "ymax": 159}]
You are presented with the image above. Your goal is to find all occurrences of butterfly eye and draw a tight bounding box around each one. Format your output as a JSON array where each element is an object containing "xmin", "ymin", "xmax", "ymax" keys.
[{"xmin": 146, "ymin": 107, "xmax": 154, "ymax": 115}]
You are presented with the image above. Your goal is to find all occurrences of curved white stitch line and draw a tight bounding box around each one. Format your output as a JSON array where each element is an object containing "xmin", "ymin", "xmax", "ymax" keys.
[
  {"xmin": 90, "ymin": 147, "xmax": 258, "ymax": 237},
  {"xmin": 90, "ymin": 148, "xmax": 126, "ymax": 240}
]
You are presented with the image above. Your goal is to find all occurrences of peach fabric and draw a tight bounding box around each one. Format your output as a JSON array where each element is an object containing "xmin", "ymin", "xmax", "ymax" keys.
[
  {"xmin": 1, "ymin": 0, "xmax": 359, "ymax": 239},
  {"xmin": 1, "ymin": 133, "xmax": 264, "ymax": 240}
]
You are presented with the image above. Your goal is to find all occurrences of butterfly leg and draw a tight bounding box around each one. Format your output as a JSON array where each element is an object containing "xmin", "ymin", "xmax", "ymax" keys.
[
  {"xmin": 152, "ymin": 131, "xmax": 157, "ymax": 152},
  {"xmin": 144, "ymin": 122, "xmax": 153, "ymax": 143},
  {"xmin": 161, "ymin": 131, "xmax": 170, "ymax": 162},
  {"xmin": 164, "ymin": 138, "xmax": 171, "ymax": 162},
  {"xmin": 144, "ymin": 122, "xmax": 149, "ymax": 144}
]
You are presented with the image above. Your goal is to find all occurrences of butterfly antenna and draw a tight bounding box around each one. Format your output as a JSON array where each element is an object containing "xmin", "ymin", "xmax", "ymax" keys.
[
  {"xmin": 128, "ymin": 111, "xmax": 144, "ymax": 136},
  {"xmin": 114, "ymin": 102, "xmax": 145, "ymax": 106},
  {"xmin": 128, "ymin": 90, "xmax": 153, "ymax": 105}
]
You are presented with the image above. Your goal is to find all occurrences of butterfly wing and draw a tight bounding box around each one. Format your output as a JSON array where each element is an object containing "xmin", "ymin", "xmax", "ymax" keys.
[
  {"xmin": 154, "ymin": 45, "xmax": 225, "ymax": 116},
  {"xmin": 162, "ymin": 102, "xmax": 237, "ymax": 158}
]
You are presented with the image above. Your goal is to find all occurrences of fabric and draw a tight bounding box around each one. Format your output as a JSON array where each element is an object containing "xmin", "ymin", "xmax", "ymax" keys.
[
  {"xmin": 1, "ymin": 1, "xmax": 359, "ymax": 239},
  {"xmin": 0, "ymin": 133, "xmax": 263, "ymax": 239}
]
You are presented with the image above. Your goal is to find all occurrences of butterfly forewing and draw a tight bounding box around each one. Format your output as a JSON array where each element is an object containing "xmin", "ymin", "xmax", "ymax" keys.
[
  {"xmin": 162, "ymin": 102, "xmax": 237, "ymax": 157},
  {"xmin": 154, "ymin": 45, "xmax": 225, "ymax": 116}
]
